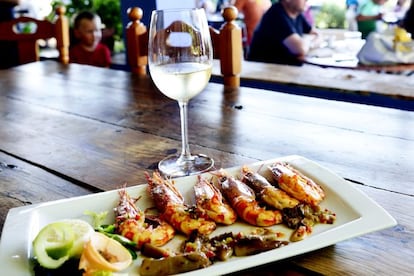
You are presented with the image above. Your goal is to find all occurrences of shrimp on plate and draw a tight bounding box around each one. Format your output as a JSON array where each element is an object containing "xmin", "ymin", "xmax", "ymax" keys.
[
  {"xmin": 194, "ymin": 175, "xmax": 237, "ymax": 225},
  {"xmin": 268, "ymin": 162, "xmax": 325, "ymax": 206},
  {"xmin": 145, "ymin": 171, "xmax": 217, "ymax": 236},
  {"xmin": 215, "ymin": 169, "xmax": 282, "ymax": 227},
  {"xmin": 240, "ymin": 166, "xmax": 299, "ymax": 210},
  {"xmin": 115, "ymin": 187, "xmax": 175, "ymax": 249}
]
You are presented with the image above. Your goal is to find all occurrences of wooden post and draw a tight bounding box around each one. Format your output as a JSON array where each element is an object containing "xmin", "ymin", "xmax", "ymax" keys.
[
  {"xmin": 55, "ymin": 6, "xmax": 70, "ymax": 65},
  {"xmin": 219, "ymin": 6, "xmax": 242, "ymax": 88},
  {"xmin": 126, "ymin": 7, "xmax": 148, "ymax": 75}
]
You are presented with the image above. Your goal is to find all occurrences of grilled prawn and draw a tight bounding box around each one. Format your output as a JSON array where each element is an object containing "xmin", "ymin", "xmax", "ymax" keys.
[
  {"xmin": 216, "ymin": 170, "xmax": 283, "ymax": 227},
  {"xmin": 240, "ymin": 166, "xmax": 299, "ymax": 210},
  {"xmin": 115, "ymin": 187, "xmax": 175, "ymax": 249},
  {"xmin": 194, "ymin": 175, "xmax": 237, "ymax": 225},
  {"xmin": 145, "ymin": 171, "xmax": 217, "ymax": 236},
  {"xmin": 268, "ymin": 162, "xmax": 325, "ymax": 206}
]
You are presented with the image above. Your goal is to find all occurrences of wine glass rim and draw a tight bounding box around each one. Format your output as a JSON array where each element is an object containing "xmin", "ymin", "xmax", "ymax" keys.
[{"xmin": 152, "ymin": 8, "xmax": 205, "ymax": 13}]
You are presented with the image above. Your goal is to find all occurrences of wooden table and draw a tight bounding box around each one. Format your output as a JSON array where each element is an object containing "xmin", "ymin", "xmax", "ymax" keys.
[
  {"xmin": 110, "ymin": 53, "xmax": 414, "ymax": 110},
  {"xmin": 212, "ymin": 59, "xmax": 414, "ymax": 111},
  {"xmin": 306, "ymin": 52, "xmax": 414, "ymax": 74},
  {"xmin": 0, "ymin": 61, "xmax": 413, "ymax": 275},
  {"xmin": 304, "ymin": 35, "xmax": 414, "ymax": 75}
]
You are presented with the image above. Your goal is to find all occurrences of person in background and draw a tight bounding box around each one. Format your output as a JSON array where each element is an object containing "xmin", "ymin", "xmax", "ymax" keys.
[
  {"xmin": 247, "ymin": 0, "xmax": 318, "ymax": 66},
  {"xmin": 401, "ymin": 0, "xmax": 414, "ymax": 34},
  {"xmin": 346, "ymin": 0, "xmax": 359, "ymax": 31},
  {"xmin": 70, "ymin": 11, "xmax": 111, "ymax": 68},
  {"xmin": 0, "ymin": 0, "xmax": 20, "ymax": 69},
  {"xmin": 303, "ymin": 2, "xmax": 314, "ymax": 26},
  {"xmin": 231, "ymin": 0, "xmax": 272, "ymax": 45},
  {"xmin": 355, "ymin": 0, "xmax": 388, "ymax": 38},
  {"xmin": 346, "ymin": 0, "xmax": 360, "ymax": 8}
]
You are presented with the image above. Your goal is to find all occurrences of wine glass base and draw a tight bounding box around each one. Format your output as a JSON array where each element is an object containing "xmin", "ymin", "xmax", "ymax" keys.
[{"xmin": 158, "ymin": 154, "xmax": 214, "ymax": 178}]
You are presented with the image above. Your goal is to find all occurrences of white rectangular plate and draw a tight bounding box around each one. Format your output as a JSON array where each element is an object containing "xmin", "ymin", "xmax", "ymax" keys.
[{"xmin": 0, "ymin": 155, "xmax": 396, "ymax": 275}]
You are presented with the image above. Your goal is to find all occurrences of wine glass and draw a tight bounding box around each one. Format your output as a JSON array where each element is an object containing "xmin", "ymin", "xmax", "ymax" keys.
[{"xmin": 148, "ymin": 8, "xmax": 214, "ymax": 178}]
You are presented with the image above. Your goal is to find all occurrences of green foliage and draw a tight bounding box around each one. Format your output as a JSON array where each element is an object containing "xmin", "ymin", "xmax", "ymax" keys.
[
  {"xmin": 50, "ymin": 0, "xmax": 90, "ymax": 21},
  {"xmin": 315, "ymin": 3, "xmax": 346, "ymax": 29},
  {"xmin": 93, "ymin": 0, "xmax": 122, "ymax": 41}
]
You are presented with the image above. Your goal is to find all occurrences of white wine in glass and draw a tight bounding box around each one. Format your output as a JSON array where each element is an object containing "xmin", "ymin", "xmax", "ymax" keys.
[{"xmin": 148, "ymin": 8, "xmax": 214, "ymax": 177}]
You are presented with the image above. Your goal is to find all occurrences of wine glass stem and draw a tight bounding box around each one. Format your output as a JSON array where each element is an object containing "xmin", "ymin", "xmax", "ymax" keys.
[{"xmin": 178, "ymin": 100, "xmax": 192, "ymax": 162}]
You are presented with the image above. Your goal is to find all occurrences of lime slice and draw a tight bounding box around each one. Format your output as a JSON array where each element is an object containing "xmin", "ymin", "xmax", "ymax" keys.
[
  {"xmin": 33, "ymin": 222, "xmax": 75, "ymax": 269},
  {"xmin": 61, "ymin": 219, "xmax": 95, "ymax": 258},
  {"xmin": 33, "ymin": 219, "xmax": 95, "ymax": 269}
]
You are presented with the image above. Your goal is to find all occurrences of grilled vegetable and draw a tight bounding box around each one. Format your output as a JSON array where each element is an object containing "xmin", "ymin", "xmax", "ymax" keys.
[
  {"xmin": 234, "ymin": 236, "xmax": 288, "ymax": 256},
  {"xmin": 139, "ymin": 252, "xmax": 211, "ymax": 276}
]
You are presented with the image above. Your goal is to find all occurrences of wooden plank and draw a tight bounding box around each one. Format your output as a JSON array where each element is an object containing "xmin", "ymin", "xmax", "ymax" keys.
[
  {"xmin": 232, "ymin": 60, "xmax": 414, "ymax": 99},
  {"xmin": 0, "ymin": 152, "xmax": 95, "ymax": 234},
  {"xmin": 91, "ymin": 51, "xmax": 414, "ymax": 109},
  {"xmin": 46, "ymin": 54, "xmax": 414, "ymax": 104},
  {"xmin": 8, "ymin": 62, "xmax": 414, "ymax": 135},
  {"xmin": 13, "ymin": 60, "xmax": 414, "ymax": 105},
  {"xmin": 211, "ymin": 60, "xmax": 414, "ymax": 110},
  {"xmin": 5, "ymin": 62, "xmax": 414, "ymax": 142},
  {"xmin": 0, "ymin": 100, "xmax": 255, "ymax": 191},
  {"xmin": 1, "ymin": 64, "xmax": 413, "ymax": 196}
]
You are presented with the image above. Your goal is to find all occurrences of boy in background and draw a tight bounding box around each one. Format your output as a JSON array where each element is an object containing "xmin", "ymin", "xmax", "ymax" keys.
[{"xmin": 70, "ymin": 11, "xmax": 111, "ymax": 68}]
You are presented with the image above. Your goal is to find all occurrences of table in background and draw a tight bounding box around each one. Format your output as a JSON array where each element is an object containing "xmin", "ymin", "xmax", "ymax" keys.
[
  {"xmin": 305, "ymin": 29, "xmax": 414, "ymax": 75},
  {"xmin": 0, "ymin": 61, "xmax": 413, "ymax": 275},
  {"xmin": 211, "ymin": 59, "xmax": 414, "ymax": 111}
]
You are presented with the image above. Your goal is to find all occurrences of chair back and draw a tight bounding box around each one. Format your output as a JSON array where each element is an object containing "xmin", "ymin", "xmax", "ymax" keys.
[
  {"xmin": 0, "ymin": 6, "xmax": 70, "ymax": 65},
  {"xmin": 126, "ymin": 6, "xmax": 242, "ymax": 87}
]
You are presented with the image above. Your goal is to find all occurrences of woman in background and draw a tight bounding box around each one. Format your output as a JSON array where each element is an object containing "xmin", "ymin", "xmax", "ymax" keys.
[{"xmin": 232, "ymin": 0, "xmax": 272, "ymax": 45}]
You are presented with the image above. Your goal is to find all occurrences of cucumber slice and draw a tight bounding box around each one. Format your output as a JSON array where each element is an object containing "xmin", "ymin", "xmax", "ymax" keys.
[
  {"xmin": 33, "ymin": 222, "xmax": 75, "ymax": 269},
  {"xmin": 32, "ymin": 219, "xmax": 94, "ymax": 268}
]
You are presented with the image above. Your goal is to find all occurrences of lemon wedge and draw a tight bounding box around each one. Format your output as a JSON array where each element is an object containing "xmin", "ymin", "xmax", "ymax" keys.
[
  {"xmin": 79, "ymin": 232, "xmax": 133, "ymax": 273},
  {"xmin": 32, "ymin": 219, "xmax": 94, "ymax": 269}
]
